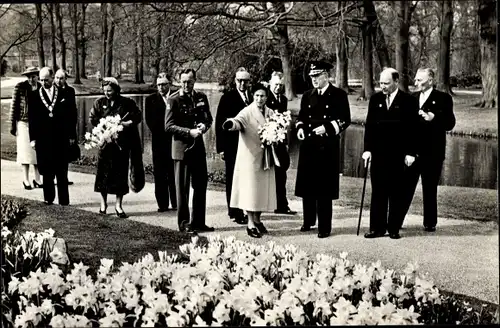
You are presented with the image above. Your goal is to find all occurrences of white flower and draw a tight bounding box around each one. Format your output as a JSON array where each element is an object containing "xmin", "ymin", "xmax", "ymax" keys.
[{"xmin": 49, "ymin": 315, "xmax": 66, "ymax": 327}]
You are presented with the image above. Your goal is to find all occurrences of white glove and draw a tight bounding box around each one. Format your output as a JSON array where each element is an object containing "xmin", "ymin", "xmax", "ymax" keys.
[
  {"xmin": 362, "ymin": 151, "xmax": 371, "ymax": 167},
  {"xmin": 405, "ymin": 155, "xmax": 415, "ymax": 167}
]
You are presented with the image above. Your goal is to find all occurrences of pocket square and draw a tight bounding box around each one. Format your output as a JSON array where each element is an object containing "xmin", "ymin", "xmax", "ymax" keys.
[{"xmin": 61, "ymin": 98, "xmax": 65, "ymax": 102}]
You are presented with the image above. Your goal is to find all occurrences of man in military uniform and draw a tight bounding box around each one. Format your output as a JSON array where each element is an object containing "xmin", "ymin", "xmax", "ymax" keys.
[
  {"xmin": 266, "ymin": 71, "xmax": 296, "ymax": 215},
  {"xmin": 295, "ymin": 61, "xmax": 351, "ymax": 238},
  {"xmin": 362, "ymin": 68, "xmax": 419, "ymax": 239},
  {"xmin": 215, "ymin": 67, "xmax": 251, "ymax": 225},
  {"xmin": 146, "ymin": 73, "xmax": 178, "ymax": 212},
  {"xmin": 165, "ymin": 68, "xmax": 214, "ymax": 233}
]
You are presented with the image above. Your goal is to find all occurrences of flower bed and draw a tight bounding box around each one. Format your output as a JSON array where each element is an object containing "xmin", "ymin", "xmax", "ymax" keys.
[{"xmin": 4, "ymin": 233, "xmax": 498, "ymax": 327}]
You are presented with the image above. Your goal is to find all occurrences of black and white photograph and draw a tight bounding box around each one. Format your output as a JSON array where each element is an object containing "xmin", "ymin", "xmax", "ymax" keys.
[{"xmin": 0, "ymin": 1, "xmax": 498, "ymax": 326}]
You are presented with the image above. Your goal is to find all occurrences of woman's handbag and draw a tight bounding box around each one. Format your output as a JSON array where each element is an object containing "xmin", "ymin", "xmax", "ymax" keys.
[
  {"xmin": 128, "ymin": 126, "xmax": 145, "ymax": 193},
  {"xmin": 67, "ymin": 143, "xmax": 81, "ymax": 163}
]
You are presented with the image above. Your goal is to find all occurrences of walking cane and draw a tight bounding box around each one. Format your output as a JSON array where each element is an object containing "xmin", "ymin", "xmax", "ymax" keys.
[{"xmin": 357, "ymin": 158, "xmax": 370, "ymax": 236}]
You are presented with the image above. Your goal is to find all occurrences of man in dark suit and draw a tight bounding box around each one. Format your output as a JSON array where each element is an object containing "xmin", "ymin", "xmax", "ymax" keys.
[
  {"xmin": 28, "ymin": 67, "xmax": 77, "ymax": 206},
  {"xmin": 295, "ymin": 61, "xmax": 351, "ymax": 238},
  {"xmin": 146, "ymin": 73, "xmax": 178, "ymax": 212},
  {"xmin": 165, "ymin": 68, "xmax": 214, "ymax": 233},
  {"xmin": 54, "ymin": 69, "xmax": 77, "ymax": 185},
  {"xmin": 215, "ymin": 67, "xmax": 252, "ymax": 224},
  {"xmin": 266, "ymin": 71, "xmax": 296, "ymax": 215},
  {"xmin": 400, "ymin": 68, "xmax": 456, "ymax": 232},
  {"xmin": 362, "ymin": 67, "xmax": 419, "ymax": 239}
]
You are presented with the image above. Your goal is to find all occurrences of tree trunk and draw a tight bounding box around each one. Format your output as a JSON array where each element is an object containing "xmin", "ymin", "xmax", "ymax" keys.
[
  {"xmin": 152, "ymin": 14, "xmax": 163, "ymax": 85},
  {"xmin": 79, "ymin": 4, "xmax": 87, "ymax": 79},
  {"xmin": 364, "ymin": 0, "xmax": 391, "ymax": 69},
  {"xmin": 436, "ymin": 0, "xmax": 453, "ymax": 94},
  {"xmin": 139, "ymin": 26, "xmax": 144, "ymax": 84},
  {"xmin": 55, "ymin": 4, "xmax": 66, "ymax": 70},
  {"xmin": 105, "ymin": 4, "xmax": 115, "ymax": 77},
  {"xmin": 395, "ymin": 1, "xmax": 411, "ymax": 92},
  {"xmin": 361, "ymin": 22, "xmax": 375, "ymax": 100},
  {"xmin": 134, "ymin": 5, "xmax": 140, "ymax": 83},
  {"xmin": 35, "ymin": 4, "xmax": 45, "ymax": 68},
  {"xmin": 71, "ymin": 4, "xmax": 81, "ymax": 84},
  {"xmin": 101, "ymin": 3, "xmax": 107, "ymax": 76},
  {"xmin": 270, "ymin": 2, "xmax": 296, "ymax": 100},
  {"xmin": 47, "ymin": 4, "xmax": 57, "ymax": 72},
  {"xmin": 336, "ymin": 1, "xmax": 349, "ymax": 93},
  {"xmin": 477, "ymin": 0, "xmax": 497, "ymax": 108}
]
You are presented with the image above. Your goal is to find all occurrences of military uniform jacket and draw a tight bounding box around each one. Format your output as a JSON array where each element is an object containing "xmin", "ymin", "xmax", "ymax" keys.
[
  {"xmin": 412, "ymin": 89, "xmax": 455, "ymax": 161},
  {"xmin": 215, "ymin": 89, "xmax": 252, "ymax": 156},
  {"xmin": 363, "ymin": 90, "xmax": 419, "ymax": 158},
  {"xmin": 165, "ymin": 89, "xmax": 213, "ymax": 161},
  {"xmin": 295, "ymin": 84, "xmax": 351, "ymax": 199}
]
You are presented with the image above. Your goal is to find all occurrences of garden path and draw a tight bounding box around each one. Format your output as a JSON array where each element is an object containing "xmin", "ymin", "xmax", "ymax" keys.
[{"xmin": 1, "ymin": 159, "xmax": 498, "ymax": 304}]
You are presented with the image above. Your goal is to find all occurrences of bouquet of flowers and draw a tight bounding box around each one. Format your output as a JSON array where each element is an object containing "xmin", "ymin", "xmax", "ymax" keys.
[
  {"xmin": 258, "ymin": 110, "xmax": 292, "ymax": 170},
  {"xmin": 84, "ymin": 113, "xmax": 127, "ymax": 150}
]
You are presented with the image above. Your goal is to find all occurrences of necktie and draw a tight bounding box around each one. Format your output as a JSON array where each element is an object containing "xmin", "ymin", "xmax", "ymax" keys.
[
  {"xmin": 244, "ymin": 92, "xmax": 249, "ymax": 105},
  {"xmin": 386, "ymin": 95, "xmax": 391, "ymax": 109}
]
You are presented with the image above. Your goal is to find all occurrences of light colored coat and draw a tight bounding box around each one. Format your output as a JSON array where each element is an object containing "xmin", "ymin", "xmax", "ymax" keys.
[{"xmin": 228, "ymin": 102, "xmax": 277, "ymax": 212}]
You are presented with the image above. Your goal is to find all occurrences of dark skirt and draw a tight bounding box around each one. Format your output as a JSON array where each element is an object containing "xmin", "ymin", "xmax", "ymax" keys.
[{"xmin": 94, "ymin": 142, "xmax": 130, "ymax": 195}]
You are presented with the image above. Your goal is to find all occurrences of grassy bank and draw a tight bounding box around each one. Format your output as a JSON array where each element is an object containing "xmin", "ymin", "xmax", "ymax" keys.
[{"xmin": 2, "ymin": 194, "xmax": 198, "ymax": 277}]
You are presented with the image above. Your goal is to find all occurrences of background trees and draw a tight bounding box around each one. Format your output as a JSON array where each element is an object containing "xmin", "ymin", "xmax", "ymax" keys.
[{"xmin": 0, "ymin": 1, "xmax": 495, "ymax": 107}]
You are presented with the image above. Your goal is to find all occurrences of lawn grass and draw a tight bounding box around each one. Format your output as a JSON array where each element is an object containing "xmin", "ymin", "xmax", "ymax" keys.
[{"xmin": 2, "ymin": 194, "xmax": 199, "ymax": 277}]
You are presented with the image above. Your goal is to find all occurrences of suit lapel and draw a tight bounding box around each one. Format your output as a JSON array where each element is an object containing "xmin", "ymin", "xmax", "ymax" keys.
[
  {"xmin": 420, "ymin": 89, "xmax": 435, "ymax": 110},
  {"xmin": 389, "ymin": 90, "xmax": 402, "ymax": 110}
]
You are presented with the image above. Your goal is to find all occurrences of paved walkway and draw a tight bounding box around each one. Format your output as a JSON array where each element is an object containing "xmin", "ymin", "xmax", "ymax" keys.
[{"xmin": 1, "ymin": 159, "xmax": 498, "ymax": 304}]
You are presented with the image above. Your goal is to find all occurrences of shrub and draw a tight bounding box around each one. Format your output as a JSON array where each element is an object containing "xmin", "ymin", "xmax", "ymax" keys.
[
  {"xmin": 1, "ymin": 198, "xmax": 27, "ymax": 230},
  {"xmin": 207, "ymin": 169, "xmax": 226, "ymax": 184},
  {"xmin": 72, "ymin": 154, "xmax": 98, "ymax": 167}
]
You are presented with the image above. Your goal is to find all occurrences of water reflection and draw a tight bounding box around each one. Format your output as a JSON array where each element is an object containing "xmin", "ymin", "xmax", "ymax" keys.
[{"xmin": 76, "ymin": 92, "xmax": 498, "ymax": 190}]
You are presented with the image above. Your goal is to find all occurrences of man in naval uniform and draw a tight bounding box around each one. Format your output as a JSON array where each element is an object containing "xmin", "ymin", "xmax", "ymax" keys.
[{"xmin": 295, "ymin": 61, "xmax": 351, "ymax": 238}]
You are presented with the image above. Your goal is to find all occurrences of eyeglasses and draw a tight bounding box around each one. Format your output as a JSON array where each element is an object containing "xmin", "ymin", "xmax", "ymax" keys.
[
  {"xmin": 157, "ymin": 83, "xmax": 169, "ymax": 87},
  {"xmin": 236, "ymin": 79, "xmax": 250, "ymax": 83}
]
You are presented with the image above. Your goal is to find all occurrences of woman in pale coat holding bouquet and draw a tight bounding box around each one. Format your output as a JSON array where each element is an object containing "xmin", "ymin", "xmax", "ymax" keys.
[{"xmin": 223, "ymin": 83, "xmax": 277, "ymax": 238}]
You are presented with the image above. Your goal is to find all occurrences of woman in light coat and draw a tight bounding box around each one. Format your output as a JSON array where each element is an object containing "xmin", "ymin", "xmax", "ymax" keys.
[{"xmin": 223, "ymin": 83, "xmax": 277, "ymax": 238}]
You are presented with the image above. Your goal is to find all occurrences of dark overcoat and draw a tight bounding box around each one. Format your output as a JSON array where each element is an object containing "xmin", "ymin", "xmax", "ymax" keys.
[
  {"xmin": 412, "ymin": 89, "xmax": 456, "ymax": 160},
  {"xmin": 89, "ymin": 95, "xmax": 142, "ymax": 195},
  {"xmin": 28, "ymin": 86, "xmax": 77, "ymax": 175},
  {"xmin": 215, "ymin": 89, "xmax": 252, "ymax": 156},
  {"xmin": 295, "ymin": 84, "xmax": 351, "ymax": 199}
]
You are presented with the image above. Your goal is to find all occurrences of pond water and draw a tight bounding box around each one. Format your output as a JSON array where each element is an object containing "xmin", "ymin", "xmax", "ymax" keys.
[{"xmin": 76, "ymin": 91, "xmax": 498, "ymax": 190}]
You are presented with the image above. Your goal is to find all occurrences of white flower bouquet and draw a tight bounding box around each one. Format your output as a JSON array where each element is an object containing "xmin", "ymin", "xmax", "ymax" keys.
[
  {"xmin": 84, "ymin": 113, "xmax": 127, "ymax": 150},
  {"xmin": 4, "ymin": 234, "xmax": 450, "ymax": 327},
  {"xmin": 258, "ymin": 110, "xmax": 292, "ymax": 170}
]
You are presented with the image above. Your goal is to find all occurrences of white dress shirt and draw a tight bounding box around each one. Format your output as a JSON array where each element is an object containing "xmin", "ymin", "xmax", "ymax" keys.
[
  {"xmin": 317, "ymin": 83, "xmax": 329, "ymax": 96},
  {"xmin": 419, "ymin": 87, "xmax": 433, "ymax": 108},
  {"xmin": 387, "ymin": 88, "xmax": 398, "ymax": 108},
  {"xmin": 238, "ymin": 89, "xmax": 249, "ymax": 104},
  {"xmin": 44, "ymin": 85, "xmax": 55, "ymax": 102}
]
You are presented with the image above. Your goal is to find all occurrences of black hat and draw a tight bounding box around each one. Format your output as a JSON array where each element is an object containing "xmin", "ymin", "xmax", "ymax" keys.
[{"xmin": 308, "ymin": 61, "xmax": 333, "ymax": 76}]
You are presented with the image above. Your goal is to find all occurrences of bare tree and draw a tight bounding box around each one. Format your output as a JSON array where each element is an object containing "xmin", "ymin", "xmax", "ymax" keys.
[
  {"xmin": 436, "ymin": 0, "xmax": 453, "ymax": 94},
  {"xmin": 364, "ymin": 0, "xmax": 391, "ymax": 69},
  {"xmin": 394, "ymin": 1, "xmax": 417, "ymax": 92},
  {"xmin": 55, "ymin": 3, "xmax": 66, "ymax": 70},
  {"xmin": 336, "ymin": 1, "xmax": 349, "ymax": 93},
  {"xmin": 79, "ymin": 4, "xmax": 87, "ymax": 78},
  {"xmin": 477, "ymin": 0, "xmax": 496, "ymax": 107},
  {"xmin": 47, "ymin": 4, "xmax": 57, "ymax": 72},
  {"xmin": 71, "ymin": 4, "xmax": 81, "ymax": 84},
  {"xmin": 101, "ymin": 3, "xmax": 107, "ymax": 75},
  {"xmin": 360, "ymin": 19, "xmax": 375, "ymax": 100},
  {"xmin": 36, "ymin": 3, "xmax": 45, "ymax": 68},
  {"xmin": 105, "ymin": 3, "xmax": 115, "ymax": 77}
]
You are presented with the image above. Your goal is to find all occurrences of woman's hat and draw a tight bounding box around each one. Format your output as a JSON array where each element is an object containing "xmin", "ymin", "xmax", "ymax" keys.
[{"xmin": 21, "ymin": 67, "xmax": 40, "ymax": 76}]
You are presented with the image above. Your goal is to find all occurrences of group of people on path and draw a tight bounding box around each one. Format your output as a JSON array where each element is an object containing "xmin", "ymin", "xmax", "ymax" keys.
[{"xmin": 9, "ymin": 61, "xmax": 455, "ymax": 240}]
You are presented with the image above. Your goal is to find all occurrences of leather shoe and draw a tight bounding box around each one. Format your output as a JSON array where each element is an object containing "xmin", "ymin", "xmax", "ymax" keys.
[
  {"xmin": 364, "ymin": 231, "xmax": 385, "ymax": 238},
  {"xmin": 274, "ymin": 208, "xmax": 297, "ymax": 215},
  {"xmin": 424, "ymin": 226, "xmax": 436, "ymax": 232},
  {"xmin": 255, "ymin": 222, "xmax": 268, "ymax": 234},
  {"xmin": 157, "ymin": 207, "xmax": 168, "ymax": 212},
  {"xmin": 300, "ymin": 225, "xmax": 311, "ymax": 232},
  {"xmin": 44, "ymin": 201, "xmax": 53, "ymax": 205},
  {"xmin": 318, "ymin": 232, "xmax": 330, "ymax": 238},
  {"xmin": 247, "ymin": 227, "xmax": 261, "ymax": 238},
  {"xmin": 389, "ymin": 233, "xmax": 401, "ymax": 239},
  {"xmin": 196, "ymin": 225, "xmax": 215, "ymax": 232},
  {"xmin": 234, "ymin": 215, "xmax": 248, "ymax": 225}
]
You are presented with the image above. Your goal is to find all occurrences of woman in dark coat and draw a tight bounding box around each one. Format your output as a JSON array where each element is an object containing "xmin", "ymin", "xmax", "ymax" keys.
[{"xmin": 89, "ymin": 77, "xmax": 142, "ymax": 218}]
